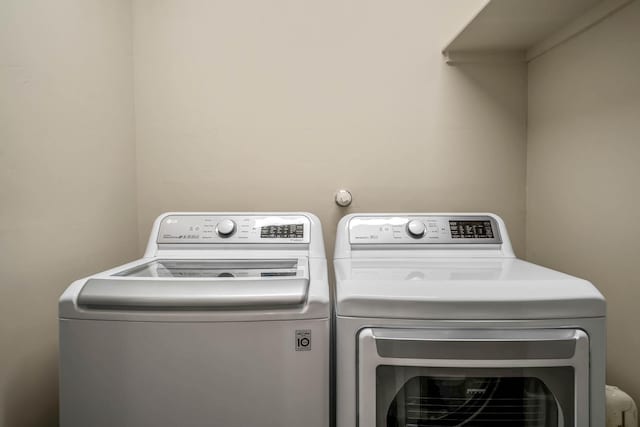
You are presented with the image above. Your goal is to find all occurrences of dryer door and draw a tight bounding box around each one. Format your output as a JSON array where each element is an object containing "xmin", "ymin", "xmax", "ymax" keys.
[{"xmin": 358, "ymin": 328, "xmax": 589, "ymax": 427}]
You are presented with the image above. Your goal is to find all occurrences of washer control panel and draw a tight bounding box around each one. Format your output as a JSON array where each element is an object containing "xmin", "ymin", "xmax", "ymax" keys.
[
  {"xmin": 157, "ymin": 215, "xmax": 311, "ymax": 244},
  {"xmin": 348, "ymin": 215, "xmax": 501, "ymax": 245}
]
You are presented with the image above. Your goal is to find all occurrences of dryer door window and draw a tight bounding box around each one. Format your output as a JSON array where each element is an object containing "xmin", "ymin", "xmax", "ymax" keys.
[{"xmin": 378, "ymin": 366, "xmax": 571, "ymax": 426}]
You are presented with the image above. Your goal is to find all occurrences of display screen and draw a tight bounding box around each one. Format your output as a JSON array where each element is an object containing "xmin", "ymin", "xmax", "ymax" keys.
[
  {"xmin": 260, "ymin": 224, "xmax": 304, "ymax": 239},
  {"xmin": 449, "ymin": 220, "xmax": 494, "ymax": 239}
]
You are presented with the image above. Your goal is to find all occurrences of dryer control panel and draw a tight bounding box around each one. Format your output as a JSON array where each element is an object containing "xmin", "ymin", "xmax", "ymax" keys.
[
  {"xmin": 348, "ymin": 215, "xmax": 502, "ymax": 245},
  {"xmin": 157, "ymin": 214, "xmax": 311, "ymax": 244}
]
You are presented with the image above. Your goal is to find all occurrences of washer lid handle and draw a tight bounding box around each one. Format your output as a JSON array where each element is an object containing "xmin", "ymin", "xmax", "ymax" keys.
[{"xmin": 77, "ymin": 277, "xmax": 310, "ymax": 310}]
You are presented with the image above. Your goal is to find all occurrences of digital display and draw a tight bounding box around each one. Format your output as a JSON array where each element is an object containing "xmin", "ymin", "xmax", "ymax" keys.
[
  {"xmin": 449, "ymin": 220, "xmax": 494, "ymax": 239},
  {"xmin": 260, "ymin": 224, "xmax": 304, "ymax": 239}
]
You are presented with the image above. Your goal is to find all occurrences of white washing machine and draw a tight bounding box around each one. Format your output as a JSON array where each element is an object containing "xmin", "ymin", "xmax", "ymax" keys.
[
  {"xmin": 59, "ymin": 212, "xmax": 330, "ymax": 427},
  {"xmin": 334, "ymin": 213, "xmax": 606, "ymax": 427}
]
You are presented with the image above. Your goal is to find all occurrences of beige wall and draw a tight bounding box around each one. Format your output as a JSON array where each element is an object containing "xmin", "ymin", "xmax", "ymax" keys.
[
  {"xmin": 4, "ymin": 0, "xmax": 638, "ymax": 425},
  {"xmin": 132, "ymin": 0, "xmax": 528, "ymax": 257},
  {"xmin": 0, "ymin": 1, "xmax": 138, "ymax": 426},
  {"xmin": 2, "ymin": 0, "xmax": 638, "ymax": 424},
  {"xmin": 8, "ymin": 0, "xmax": 611, "ymax": 425},
  {"xmin": 527, "ymin": 1, "xmax": 640, "ymax": 403}
]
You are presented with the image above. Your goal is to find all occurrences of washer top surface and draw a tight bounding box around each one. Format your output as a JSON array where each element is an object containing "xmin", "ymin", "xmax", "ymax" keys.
[{"xmin": 334, "ymin": 213, "xmax": 605, "ymax": 320}]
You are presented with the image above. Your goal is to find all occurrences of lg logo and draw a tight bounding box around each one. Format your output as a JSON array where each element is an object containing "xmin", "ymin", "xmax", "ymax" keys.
[{"xmin": 295, "ymin": 330, "xmax": 311, "ymax": 351}]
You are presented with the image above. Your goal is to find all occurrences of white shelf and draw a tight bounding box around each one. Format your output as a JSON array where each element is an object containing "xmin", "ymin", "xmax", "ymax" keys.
[{"xmin": 443, "ymin": 0, "xmax": 634, "ymax": 64}]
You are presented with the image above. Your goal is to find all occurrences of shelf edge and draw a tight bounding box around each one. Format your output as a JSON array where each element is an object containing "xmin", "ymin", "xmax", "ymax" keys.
[
  {"xmin": 443, "ymin": 50, "xmax": 526, "ymax": 65},
  {"xmin": 441, "ymin": 0, "xmax": 492, "ymax": 56},
  {"xmin": 526, "ymin": 0, "xmax": 635, "ymax": 61}
]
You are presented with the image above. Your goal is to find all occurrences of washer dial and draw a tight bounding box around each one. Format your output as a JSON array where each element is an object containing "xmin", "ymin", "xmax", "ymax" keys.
[
  {"xmin": 406, "ymin": 220, "xmax": 426, "ymax": 238},
  {"xmin": 216, "ymin": 219, "xmax": 237, "ymax": 237}
]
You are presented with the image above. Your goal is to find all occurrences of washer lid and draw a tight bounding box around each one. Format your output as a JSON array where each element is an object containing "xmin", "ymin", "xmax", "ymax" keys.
[
  {"xmin": 114, "ymin": 259, "xmax": 300, "ymax": 279},
  {"xmin": 334, "ymin": 258, "xmax": 605, "ymax": 320},
  {"xmin": 78, "ymin": 258, "xmax": 309, "ymax": 310}
]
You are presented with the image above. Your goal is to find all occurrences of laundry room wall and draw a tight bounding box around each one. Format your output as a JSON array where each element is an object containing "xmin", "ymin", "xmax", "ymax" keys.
[
  {"xmin": 132, "ymin": 0, "xmax": 529, "ymax": 257},
  {"xmin": 0, "ymin": 1, "xmax": 138, "ymax": 426},
  {"xmin": 526, "ymin": 0, "xmax": 640, "ymax": 403}
]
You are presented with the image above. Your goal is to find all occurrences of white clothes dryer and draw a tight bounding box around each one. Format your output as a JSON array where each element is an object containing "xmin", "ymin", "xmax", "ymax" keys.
[
  {"xmin": 334, "ymin": 213, "xmax": 605, "ymax": 427},
  {"xmin": 59, "ymin": 212, "xmax": 330, "ymax": 427}
]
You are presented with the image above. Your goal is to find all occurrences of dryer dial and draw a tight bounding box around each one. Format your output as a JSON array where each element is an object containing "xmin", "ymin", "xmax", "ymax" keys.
[{"xmin": 406, "ymin": 220, "xmax": 426, "ymax": 238}]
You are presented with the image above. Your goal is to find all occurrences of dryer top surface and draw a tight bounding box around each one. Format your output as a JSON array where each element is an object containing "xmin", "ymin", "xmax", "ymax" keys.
[{"xmin": 334, "ymin": 257, "xmax": 605, "ymax": 320}]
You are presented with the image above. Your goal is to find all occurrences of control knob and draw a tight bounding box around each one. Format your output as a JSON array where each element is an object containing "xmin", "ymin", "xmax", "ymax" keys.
[
  {"xmin": 216, "ymin": 219, "xmax": 236, "ymax": 238},
  {"xmin": 406, "ymin": 220, "xmax": 426, "ymax": 238}
]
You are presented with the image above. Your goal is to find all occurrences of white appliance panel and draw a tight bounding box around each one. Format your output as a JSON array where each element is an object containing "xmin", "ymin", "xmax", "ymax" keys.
[
  {"xmin": 333, "ymin": 213, "xmax": 606, "ymax": 427},
  {"xmin": 60, "ymin": 212, "xmax": 330, "ymax": 427},
  {"xmin": 60, "ymin": 318, "xmax": 329, "ymax": 427}
]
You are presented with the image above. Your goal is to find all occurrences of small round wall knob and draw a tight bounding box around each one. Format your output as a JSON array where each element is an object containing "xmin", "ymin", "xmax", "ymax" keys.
[
  {"xmin": 216, "ymin": 219, "xmax": 236, "ymax": 237},
  {"xmin": 407, "ymin": 220, "xmax": 426, "ymax": 238},
  {"xmin": 335, "ymin": 189, "xmax": 352, "ymax": 207}
]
